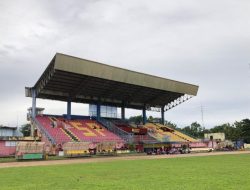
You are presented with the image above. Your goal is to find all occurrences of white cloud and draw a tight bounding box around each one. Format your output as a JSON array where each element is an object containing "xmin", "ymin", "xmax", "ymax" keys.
[{"xmin": 0, "ymin": 0, "xmax": 250, "ymax": 127}]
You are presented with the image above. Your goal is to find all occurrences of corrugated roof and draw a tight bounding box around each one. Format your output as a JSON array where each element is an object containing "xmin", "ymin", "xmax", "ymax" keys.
[{"xmin": 26, "ymin": 53, "xmax": 199, "ymax": 110}]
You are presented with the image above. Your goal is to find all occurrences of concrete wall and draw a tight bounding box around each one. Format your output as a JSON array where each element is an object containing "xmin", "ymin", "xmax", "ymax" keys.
[
  {"xmin": 204, "ymin": 133, "xmax": 225, "ymax": 141},
  {"xmin": 244, "ymin": 144, "xmax": 250, "ymax": 149},
  {"xmin": 0, "ymin": 141, "xmax": 16, "ymax": 157}
]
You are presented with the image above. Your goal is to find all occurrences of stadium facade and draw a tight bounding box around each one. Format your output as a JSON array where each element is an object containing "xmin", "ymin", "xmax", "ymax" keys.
[{"xmin": 22, "ymin": 53, "xmax": 203, "ymax": 156}]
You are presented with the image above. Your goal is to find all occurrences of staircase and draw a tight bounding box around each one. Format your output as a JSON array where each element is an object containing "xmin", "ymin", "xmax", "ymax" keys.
[
  {"xmin": 62, "ymin": 128, "xmax": 80, "ymax": 142},
  {"xmin": 97, "ymin": 118, "xmax": 134, "ymax": 143},
  {"xmin": 32, "ymin": 117, "xmax": 56, "ymax": 145}
]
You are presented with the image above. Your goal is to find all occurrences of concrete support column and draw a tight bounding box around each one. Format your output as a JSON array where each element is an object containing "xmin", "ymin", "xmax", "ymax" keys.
[
  {"xmin": 67, "ymin": 99, "xmax": 71, "ymax": 120},
  {"xmin": 31, "ymin": 88, "xmax": 36, "ymax": 118},
  {"xmin": 142, "ymin": 106, "xmax": 146, "ymax": 125},
  {"xmin": 96, "ymin": 103, "xmax": 101, "ymax": 121},
  {"xmin": 161, "ymin": 106, "xmax": 165, "ymax": 125},
  {"xmin": 121, "ymin": 106, "xmax": 125, "ymax": 120}
]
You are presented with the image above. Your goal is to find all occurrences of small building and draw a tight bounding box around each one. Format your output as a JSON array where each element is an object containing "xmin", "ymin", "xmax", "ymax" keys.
[
  {"xmin": 0, "ymin": 126, "xmax": 23, "ymax": 137},
  {"xmin": 0, "ymin": 126, "xmax": 39, "ymax": 157},
  {"xmin": 0, "ymin": 126, "xmax": 23, "ymax": 157},
  {"xmin": 204, "ymin": 133, "xmax": 225, "ymax": 141}
]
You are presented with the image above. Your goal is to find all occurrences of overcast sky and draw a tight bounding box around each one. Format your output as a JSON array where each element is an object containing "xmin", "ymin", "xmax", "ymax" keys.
[{"xmin": 0, "ymin": 0, "xmax": 250, "ymax": 128}]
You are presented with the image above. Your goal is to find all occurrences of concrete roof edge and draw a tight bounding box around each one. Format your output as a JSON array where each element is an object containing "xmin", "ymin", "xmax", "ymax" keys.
[
  {"xmin": 54, "ymin": 53, "xmax": 199, "ymax": 96},
  {"xmin": 55, "ymin": 53, "xmax": 199, "ymax": 88}
]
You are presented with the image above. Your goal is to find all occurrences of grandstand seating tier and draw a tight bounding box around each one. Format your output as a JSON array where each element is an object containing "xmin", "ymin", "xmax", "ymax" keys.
[
  {"xmin": 112, "ymin": 121, "xmax": 147, "ymax": 135},
  {"xmin": 155, "ymin": 123, "xmax": 198, "ymax": 142},
  {"xmin": 144, "ymin": 123, "xmax": 197, "ymax": 143},
  {"xmin": 36, "ymin": 116, "xmax": 72, "ymax": 144},
  {"xmin": 36, "ymin": 116, "xmax": 123, "ymax": 145}
]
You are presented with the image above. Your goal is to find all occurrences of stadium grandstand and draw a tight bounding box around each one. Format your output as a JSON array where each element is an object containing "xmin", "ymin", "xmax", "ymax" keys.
[{"xmin": 25, "ymin": 53, "xmax": 202, "ymax": 154}]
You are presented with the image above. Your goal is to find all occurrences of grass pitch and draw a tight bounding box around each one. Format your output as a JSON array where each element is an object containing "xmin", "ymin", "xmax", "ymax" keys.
[{"xmin": 0, "ymin": 154, "xmax": 249, "ymax": 190}]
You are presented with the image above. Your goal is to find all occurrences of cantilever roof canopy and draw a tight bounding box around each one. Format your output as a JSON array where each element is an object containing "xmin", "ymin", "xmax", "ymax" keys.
[{"xmin": 25, "ymin": 53, "xmax": 199, "ymax": 110}]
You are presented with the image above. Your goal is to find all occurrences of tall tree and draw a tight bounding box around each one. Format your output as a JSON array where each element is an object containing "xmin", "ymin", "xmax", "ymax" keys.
[
  {"xmin": 181, "ymin": 122, "xmax": 203, "ymax": 138},
  {"xmin": 211, "ymin": 123, "xmax": 241, "ymax": 141},
  {"xmin": 20, "ymin": 123, "xmax": 31, "ymax": 137},
  {"xmin": 148, "ymin": 116, "xmax": 154, "ymax": 122},
  {"xmin": 128, "ymin": 115, "xmax": 143, "ymax": 124},
  {"xmin": 165, "ymin": 120, "xmax": 178, "ymax": 129},
  {"xmin": 235, "ymin": 119, "xmax": 250, "ymax": 143}
]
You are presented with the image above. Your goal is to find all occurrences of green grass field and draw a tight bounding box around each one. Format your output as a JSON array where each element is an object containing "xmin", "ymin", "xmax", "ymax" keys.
[{"xmin": 0, "ymin": 154, "xmax": 249, "ymax": 190}]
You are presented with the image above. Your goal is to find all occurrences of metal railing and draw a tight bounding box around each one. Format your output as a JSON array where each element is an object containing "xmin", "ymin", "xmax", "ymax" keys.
[
  {"xmin": 97, "ymin": 118, "xmax": 134, "ymax": 143},
  {"xmin": 164, "ymin": 94, "xmax": 194, "ymax": 112},
  {"xmin": 32, "ymin": 117, "xmax": 56, "ymax": 145},
  {"xmin": 147, "ymin": 131, "xmax": 170, "ymax": 143}
]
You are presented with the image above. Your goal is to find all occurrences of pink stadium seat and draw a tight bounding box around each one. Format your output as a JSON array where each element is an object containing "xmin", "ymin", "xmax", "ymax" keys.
[
  {"xmin": 36, "ymin": 116, "xmax": 72, "ymax": 144},
  {"xmin": 35, "ymin": 116, "xmax": 123, "ymax": 145}
]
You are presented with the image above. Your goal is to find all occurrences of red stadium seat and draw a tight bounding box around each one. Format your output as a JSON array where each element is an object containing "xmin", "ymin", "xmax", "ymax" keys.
[{"xmin": 35, "ymin": 116, "xmax": 123, "ymax": 145}]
